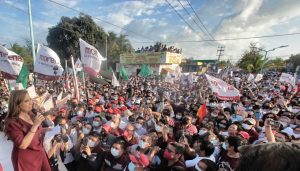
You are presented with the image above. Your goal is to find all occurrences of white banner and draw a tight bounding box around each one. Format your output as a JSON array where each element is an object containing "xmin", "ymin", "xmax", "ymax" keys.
[
  {"xmin": 27, "ymin": 85, "xmax": 37, "ymax": 99},
  {"xmin": 279, "ymin": 73, "xmax": 295, "ymax": 86},
  {"xmin": 34, "ymin": 44, "xmax": 64, "ymax": 80},
  {"xmin": 254, "ymin": 74, "xmax": 263, "ymax": 82},
  {"xmin": 205, "ymin": 74, "xmax": 240, "ymax": 100},
  {"xmin": 247, "ymin": 74, "xmax": 254, "ymax": 82},
  {"xmin": 112, "ymin": 72, "xmax": 120, "ymax": 87},
  {"xmin": 0, "ymin": 45, "xmax": 23, "ymax": 79},
  {"xmin": 79, "ymin": 38, "xmax": 105, "ymax": 77}
]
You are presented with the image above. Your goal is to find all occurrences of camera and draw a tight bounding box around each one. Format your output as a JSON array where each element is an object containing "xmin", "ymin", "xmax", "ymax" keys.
[
  {"xmin": 268, "ymin": 120, "xmax": 281, "ymax": 127},
  {"xmin": 81, "ymin": 137, "xmax": 89, "ymax": 146},
  {"xmin": 53, "ymin": 134, "xmax": 69, "ymax": 143}
]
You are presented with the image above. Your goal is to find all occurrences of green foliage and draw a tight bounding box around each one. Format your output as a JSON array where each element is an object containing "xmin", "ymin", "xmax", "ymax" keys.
[
  {"xmin": 46, "ymin": 14, "xmax": 133, "ymax": 66},
  {"xmin": 287, "ymin": 54, "xmax": 300, "ymax": 72},
  {"xmin": 10, "ymin": 43, "xmax": 33, "ymax": 67},
  {"xmin": 237, "ymin": 50, "xmax": 265, "ymax": 73},
  {"xmin": 265, "ymin": 58, "xmax": 285, "ymax": 71}
]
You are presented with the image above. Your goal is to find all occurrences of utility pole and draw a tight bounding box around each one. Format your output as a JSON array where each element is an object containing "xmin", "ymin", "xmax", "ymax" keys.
[{"xmin": 217, "ymin": 46, "xmax": 225, "ymax": 62}]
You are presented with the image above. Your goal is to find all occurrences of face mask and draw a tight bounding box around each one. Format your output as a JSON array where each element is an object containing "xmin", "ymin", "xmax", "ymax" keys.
[
  {"xmin": 222, "ymin": 142, "xmax": 227, "ymax": 150},
  {"xmin": 138, "ymin": 140, "xmax": 147, "ymax": 149},
  {"xmin": 128, "ymin": 162, "xmax": 136, "ymax": 171},
  {"xmin": 87, "ymin": 139, "xmax": 96, "ymax": 147},
  {"xmin": 195, "ymin": 163, "xmax": 202, "ymax": 171},
  {"xmin": 219, "ymin": 123, "xmax": 227, "ymax": 128},
  {"xmin": 83, "ymin": 127, "xmax": 90, "ymax": 135},
  {"xmin": 111, "ymin": 147, "xmax": 119, "ymax": 157},
  {"xmin": 135, "ymin": 123, "xmax": 142, "ymax": 129},
  {"xmin": 93, "ymin": 121, "xmax": 100, "ymax": 127},
  {"xmin": 155, "ymin": 124, "xmax": 162, "ymax": 132},
  {"xmin": 77, "ymin": 111, "xmax": 83, "ymax": 117},
  {"xmin": 212, "ymin": 139, "xmax": 219, "ymax": 146},
  {"xmin": 198, "ymin": 129, "xmax": 207, "ymax": 136},
  {"xmin": 163, "ymin": 150, "xmax": 173, "ymax": 160},
  {"xmin": 176, "ymin": 115, "xmax": 182, "ymax": 119},
  {"xmin": 242, "ymin": 123, "xmax": 252, "ymax": 130}
]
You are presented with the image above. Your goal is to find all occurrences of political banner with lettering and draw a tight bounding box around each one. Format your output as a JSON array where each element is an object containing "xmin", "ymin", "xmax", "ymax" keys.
[
  {"xmin": 0, "ymin": 45, "xmax": 24, "ymax": 79},
  {"xmin": 279, "ymin": 73, "xmax": 295, "ymax": 86},
  {"xmin": 34, "ymin": 44, "xmax": 64, "ymax": 80},
  {"xmin": 79, "ymin": 38, "xmax": 105, "ymax": 77},
  {"xmin": 205, "ymin": 74, "xmax": 240, "ymax": 100}
]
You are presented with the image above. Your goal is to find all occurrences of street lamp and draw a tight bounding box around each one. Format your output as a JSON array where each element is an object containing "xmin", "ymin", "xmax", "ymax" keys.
[{"xmin": 258, "ymin": 45, "xmax": 288, "ymax": 72}]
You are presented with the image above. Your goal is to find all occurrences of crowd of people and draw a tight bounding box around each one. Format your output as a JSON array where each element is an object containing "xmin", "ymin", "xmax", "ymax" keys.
[
  {"xmin": 1, "ymin": 71, "xmax": 300, "ymax": 171},
  {"xmin": 135, "ymin": 42, "xmax": 182, "ymax": 54}
]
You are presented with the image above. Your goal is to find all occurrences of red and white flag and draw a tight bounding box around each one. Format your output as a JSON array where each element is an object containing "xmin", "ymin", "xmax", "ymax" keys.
[
  {"xmin": 0, "ymin": 45, "xmax": 24, "ymax": 79},
  {"xmin": 34, "ymin": 44, "xmax": 64, "ymax": 81},
  {"xmin": 205, "ymin": 74, "xmax": 240, "ymax": 100},
  {"xmin": 79, "ymin": 38, "xmax": 105, "ymax": 77}
]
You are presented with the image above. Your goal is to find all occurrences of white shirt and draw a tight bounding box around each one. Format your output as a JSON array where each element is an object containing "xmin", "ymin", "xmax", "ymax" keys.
[{"xmin": 185, "ymin": 154, "xmax": 216, "ymax": 167}]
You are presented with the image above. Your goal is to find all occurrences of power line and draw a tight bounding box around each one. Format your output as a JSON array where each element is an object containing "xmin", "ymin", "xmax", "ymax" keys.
[
  {"xmin": 47, "ymin": 0, "xmax": 155, "ymax": 41},
  {"xmin": 134, "ymin": 32, "xmax": 300, "ymax": 43},
  {"xmin": 185, "ymin": 0, "xmax": 215, "ymax": 41},
  {"xmin": 217, "ymin": 46, "xmax": 225, "ymax": 62},
  {"xmin": 176, "ymin": 0, "xmax": 208, "ymax": 38},
  {"xmin": 164, "ymin": 0, "xmax": 205, "ymax": 40}
]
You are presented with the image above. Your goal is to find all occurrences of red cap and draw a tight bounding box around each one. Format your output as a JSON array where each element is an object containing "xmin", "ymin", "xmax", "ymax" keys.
[
  {"xmin": 106, "ymin": 103, "xmax": 112, "ymax": 108},
  {"xmin": 130, "ymin": 105, "xmax": 137, "ymax": 110},
  {"xmin": 102, "ymin": 124, "xmax": 111, "ymax": 133},
  {"xmin": 107, "ymin": 108, "xmax": 114, "ymax": 114},
  {"xmin": 119, "ymin": 97, "xmax": 124, "ymax": 102},
  {"xmin": 95, "ymin": 106, "xmax": 102, "ymax": 113},
  {"xmin": 121, "ymin": 106, "xmax": 127, "ymax": 111},
  {"xmin": 114, "ymin": 108, "xmax": 121, "ymax": 115},
  {"xmin": 59, "ymin": 108, "xmax": 66, "ymax": 113},
  {"xmin": 129, "ymin": 153, "xmax": 149, "ymax": 167},
  {"xmin": 239, "ymin": 131, "xmax": 250, "ymax": 140},
  {"xmin": 88, "ymin": 99, "xmax": 95, "ymax": 105}
]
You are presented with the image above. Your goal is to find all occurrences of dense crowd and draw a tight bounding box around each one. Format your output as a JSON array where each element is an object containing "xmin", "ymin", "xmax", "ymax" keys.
[
  {"xmin": 1, "ymin": 71, "xmax": 300, "ymax": 171},
  {"xmin": 135, "ymin": 43, "xmax": 182, "ymax": 54}
]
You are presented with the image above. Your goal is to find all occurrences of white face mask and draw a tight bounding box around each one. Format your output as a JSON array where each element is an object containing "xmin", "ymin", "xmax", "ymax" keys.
[
  {"xmin": 128, "ymin": 162, "xmax": 136, "ymax": 171},
  {"xmin": 87, "ymin": 139, "xmax": 96, "ymax": 147},
  {"xmin": 242, "ymin": 123, "xmax": 252, "ymax": 130},
  {"xmin": 176, "ymin": 115, "xmax": 182, "ymax": 119},
  {"xmin": 77, "ymin": 111, "xmax": 83, "ymax": 117},
  {"xmin": 135, "ymin": 123, "xmax": 142, "ymax": 129},
  {"xmin": 138, "ymin": 140, "xmax": 147, "ymax": 149},
  {"xmin": 155, "ymin": 124, "xmax": 162, "ymax": 132},
  {"xmin": 198, "ymin": 129, "xmax": 207, "ymax": 136},
  {"xmin": 111, "ymin": 147, "xmax": 119, "ymax": 157}
]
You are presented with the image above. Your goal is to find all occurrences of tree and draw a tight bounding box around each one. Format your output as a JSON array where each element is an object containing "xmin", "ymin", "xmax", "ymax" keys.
[
  {"xmin": 10, "ymin": 43, "xmax": 33, "ymax": 67},
  {"xmin": 265, "ymin": 58, "xmax": 285, "ymax": 71},
  {"xmin": 237, "ymin": 43, "xmax": 265, "ymax": 73},
  {"xmin": 47, "ymin": 14, "xmax": 133, "ymax": 68},
  {"xmin": 218, "ymin": 60, "xmax": 233, "ymax": 69},
  {"xmin": 286, "ymin": 54, "xmax": 300, "ymax": 72}
]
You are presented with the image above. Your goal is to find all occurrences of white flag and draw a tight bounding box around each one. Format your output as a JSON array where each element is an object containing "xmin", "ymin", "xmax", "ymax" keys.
[
  {"xmin": 56, "ymin": 95, "xmax": 70, "ymax": 109},
  {"xmin": 247, "ymin": 74, "xmax": 254, "ymax": 82},
  {"xmin": 254, "ymin": 74, "xmax": 263, "ymax": 82},
  {"xmin": 79, "ymin": 38, "xmax": 105, "ymax": 77},
  {"xmin": 279, "ymin": 73, "xmax": 295, "ymax": 86},
  {"xmin": 42, "ymin": 95, "xmax": 54, "ymax": 111},
  {"xmin": 56, "ymin": 91, "xmax": 62, "ymax": 101},
  {"xmin": 0, "ymin": 45, "xmax": 23, "ymax": 79},
  {"xmin": 74, "ymin": 58, "xmax": 83, "ymax": 74},
  {"xmin": 34, "ymin": 44, "xmax": 64, "ymax": 80},
  {"xmin": 205, "ymin": 74, "xmax": 240, "ymax": 100},
  {"xmin": 27, "ymin": 85, "xmax": 37, "ymax": 99},
  {"xmin": 112, "ymin": 73, "xmax": 120, "ymax": 87}
]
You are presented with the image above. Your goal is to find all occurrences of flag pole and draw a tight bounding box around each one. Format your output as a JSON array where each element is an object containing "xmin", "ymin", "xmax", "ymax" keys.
[
  {"xmin": 28, "ymin": 0, "xmax": 36, "ymax": 63},
  {"xmin": 70, "ymin": 56, "xmax": 79, "ymax": 101},
  {"xmin": 82, "ymin": 64, "xmax": 89, "ymax": 101}
]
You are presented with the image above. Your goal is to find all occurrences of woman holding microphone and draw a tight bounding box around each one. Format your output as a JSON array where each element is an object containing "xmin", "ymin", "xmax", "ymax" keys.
[{"xmin": 4, "ymin": 90, "xmax": 51, "ymax": 171}]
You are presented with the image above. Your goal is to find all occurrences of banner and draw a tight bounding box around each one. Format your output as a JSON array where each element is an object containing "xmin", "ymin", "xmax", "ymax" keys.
[
  {"xmin": 205, "ymin": 74, "xmax": 240, "ymax": 100},
  {"xmin": 56, "ymin": 95, "xmax": 70, "ymax": 109},
  {"xmin": 34, "ymin": 44, "xmax": 64, "ymax": 80},
  {"xmin": 79, "ymin": 38, "xmax": 105, "ymax": 77},
  {"xmin": 42, "ymin": 95, "xmax": 54, "ymax": 111},
  {"xmin": 279, "ymin": 73, "xmax": 295, "ymax": 86},
  {"xmin": 27, "ymin": 85, "xmax": 37, "ymax": 99},
  {"xmin": 254, "ymin": 74, "xmax": 263, "ymax": 82},
  {"xmin": 0, "ymin": 45, "xmax": 24, "ymax": 79},
  {"xmin": 247, "ymin": 74, "xmax": 254, "ymax": 82}
]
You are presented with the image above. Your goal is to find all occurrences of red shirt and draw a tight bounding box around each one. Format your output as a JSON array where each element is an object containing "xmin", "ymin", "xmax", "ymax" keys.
[{"xmin": 5, "ymin": 118, "xmax": 51, "ymax": 171}]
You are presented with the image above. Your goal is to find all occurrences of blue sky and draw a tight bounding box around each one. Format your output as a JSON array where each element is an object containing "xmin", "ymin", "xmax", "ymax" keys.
[{"xmin": 1, "ymin": 0, "xmax": 300, "ymax": 62}]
